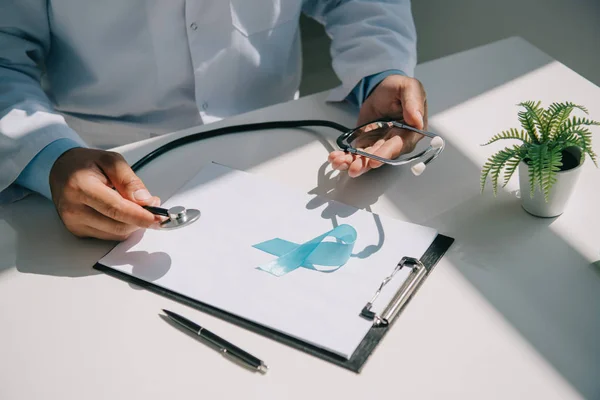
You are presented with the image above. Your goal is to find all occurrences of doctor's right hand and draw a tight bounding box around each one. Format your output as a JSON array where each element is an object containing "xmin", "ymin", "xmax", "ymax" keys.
[{"xmin": 49, "ymin": 148, "xmax": 161, "ymax": 241}]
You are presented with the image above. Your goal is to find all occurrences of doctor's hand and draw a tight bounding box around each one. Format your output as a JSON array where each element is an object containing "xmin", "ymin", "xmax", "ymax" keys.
[
  {"xmin": 49, "ymin": 148, "xmax": 161, "ymax": 241},
  {"xmin": 328, "ymin": 74, "xmax": 427, "ymax": 177}
]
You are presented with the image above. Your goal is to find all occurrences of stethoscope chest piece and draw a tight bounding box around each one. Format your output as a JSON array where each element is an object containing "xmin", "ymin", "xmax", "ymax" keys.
[
  {"xmin": 159, "ymin": 206, "xmax": 201, "ymax": 230},
  {"xmin": 144, "ymin": 205, "xmax": 201, "ymax": 230}
]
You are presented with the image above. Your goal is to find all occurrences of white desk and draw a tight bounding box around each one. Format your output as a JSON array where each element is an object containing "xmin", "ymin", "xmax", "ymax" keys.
[{"xmin": 1, "ymin": 37, "xmax": 599, "ymax": 399}]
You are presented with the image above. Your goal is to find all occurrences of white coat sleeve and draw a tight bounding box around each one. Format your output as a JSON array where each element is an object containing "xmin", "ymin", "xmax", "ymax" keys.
[
  {"xmin": 0, "ymin": 0, "xmax": 87, "ymax": 197},
  {"xmin": 302, "ymin": 0, "xmax": 417, "ymax": 101}
]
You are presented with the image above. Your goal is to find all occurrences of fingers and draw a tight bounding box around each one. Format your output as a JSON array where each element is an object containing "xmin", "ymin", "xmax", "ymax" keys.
[
  {"xmin": 348, "ymin": 139, "xmax": 386, "ymax": 177},
  {"xmin": 348, "ymin": 155, "xmax": 368, "ymax": 178},
  {"xmin": 82, "ymin": 205, "xmax": 140, "ymax": 238},
  {"xmin": 370, "ymin": 136, "xmax": 404, "ymax": 168},
  {"xmin": 360, "ymin": 139, "xmax": 386, "ymax": 171},
  {"xmin": 50, "ymin": 148, "xmax": 164, "ymax": 242},
  {"xmin": 400, "ymin": 80, "xmax": 426, "ymax": 130},
  {"xmin": 327, "ymin": 151, "xmax": 346, "ymax": 164},
  {"xmin": 329, "ymin": 137, "xmax": 391, "ymax": 176},
  {"xmin": 82, "ymin": 179, "xmax": 156, "ymax": 228},
  {"xmin": 97, "ymin": 152, "xmax": 158, "ymax": 206},
  {"xmin": 328, "ymin": 151, "xmax": 352, "ymax": 171},
  {"xmin": 330, "ymin": 76, "xmax": 427, "ymax": 178},
  {"xmin": 58, "ymin": 202, "xmax": 142, "ymax": 241},
  {"xmin": 352, "ymin": 129, "xmax": 387, "ymax": 149},
  {"xmin": 328, "ymin": 150, "xmax": 360, "ymax": 174}
]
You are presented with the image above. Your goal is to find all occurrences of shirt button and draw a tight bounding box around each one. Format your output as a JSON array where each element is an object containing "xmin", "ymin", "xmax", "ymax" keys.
[
  {"xmin": 202, "ymin": 102, "xmax": 208, "ymax": 110},
  {"xmin": 190, "ymin": 22, "xmax": 198, "ymax": 31}
]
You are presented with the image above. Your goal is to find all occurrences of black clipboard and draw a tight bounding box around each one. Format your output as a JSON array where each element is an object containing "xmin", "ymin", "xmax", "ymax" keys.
[{"xmin": 94, "ymin": 233, "xmax": 453, "ymax": 373}]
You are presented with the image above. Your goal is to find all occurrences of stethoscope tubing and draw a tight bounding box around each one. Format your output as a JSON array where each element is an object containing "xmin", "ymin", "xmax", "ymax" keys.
[
  {"xmin": 131, "ymin": 118, "xmax": 444, "ymax": 228},
  {"xmin": 131, "ymin": 120, "xmax": 350, "ymax": 173}
]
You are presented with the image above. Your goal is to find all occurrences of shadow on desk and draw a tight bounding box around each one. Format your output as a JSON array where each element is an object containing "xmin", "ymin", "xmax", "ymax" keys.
[
  {"xmin": 306, "ymin": 161, "xmax": 392, "ymax": 260},
  {"xmin": 422, "ymin": 194, "xmax": 600, "ymax": 399},
  {"xmin": 368, "ymin": 132, "xmax": 600, "ymax": 399},
  {"xmin": 1, "ymin": 198, "xmax": 173, "ymax": 281},
  {"xmin": 305, "ymin": 38, "xmax": 599, "ymax": 398},
  {"xmin": 368, "ymin": 37, "xmax": 600, "ymax": 398},
  {"xmin": 0, "ymin": 196, "xmax": 113, "ymax": 278}
]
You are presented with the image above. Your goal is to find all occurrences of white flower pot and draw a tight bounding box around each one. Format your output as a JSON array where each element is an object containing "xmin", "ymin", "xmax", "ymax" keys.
[{"xmin": 518, "ymin": 146, "xmax": 584, "ymax": 218}]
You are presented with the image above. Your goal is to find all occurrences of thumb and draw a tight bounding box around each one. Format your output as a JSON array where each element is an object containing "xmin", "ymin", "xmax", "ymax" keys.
[
  {"xmin": 400, "ymin": 79, "xmax": 426, "ymax": 130},
  {"xmin": 98, "ymin": 151, "xmax": 160, "ymax": 206}
]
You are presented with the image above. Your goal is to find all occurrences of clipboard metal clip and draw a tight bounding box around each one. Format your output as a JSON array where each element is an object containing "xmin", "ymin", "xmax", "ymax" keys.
[{"xmin": 360, "ymin": 257, "xmax": 427, "ymax": 327}]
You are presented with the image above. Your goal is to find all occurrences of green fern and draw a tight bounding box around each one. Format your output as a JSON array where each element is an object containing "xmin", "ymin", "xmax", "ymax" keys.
[
  {"xmin": 555, "ymin": 127, "xmax": 598, "ymax": 167},
  {"xmin": 503, "ymin": 150, "xmax": 525, "ymax": 187},
  {"xmin": 518, "ymin": 101, "xmax": 544, "ymax": 141},
  {"xmin": 481, "ymin": 101, "xmax": 599, "ymax": 201},
  {"xmin": 517, "ymin": 110, "xmax": 540, "ymax": 143},
  {"xmin": 480, "ymin": 145, "xmax": 523, "ymax": 195},
  {"xmin": 481, "ymin": 128, "xmax": 531, "ymax": 146},
  {"xmin": 544, "ymin": 102, "xmax": 587, "ymax": 139}
]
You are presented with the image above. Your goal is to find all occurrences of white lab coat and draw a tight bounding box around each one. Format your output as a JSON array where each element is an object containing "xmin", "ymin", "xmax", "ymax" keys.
[{"xmin": 0, "ymin": 0, "xmax": 417, "ymax": 195}]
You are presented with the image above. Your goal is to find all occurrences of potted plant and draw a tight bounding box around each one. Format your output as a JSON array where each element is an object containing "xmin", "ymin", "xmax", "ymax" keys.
[{"xmin": 480, "ymin": 101, "xmax": 599, "ymax": 217}]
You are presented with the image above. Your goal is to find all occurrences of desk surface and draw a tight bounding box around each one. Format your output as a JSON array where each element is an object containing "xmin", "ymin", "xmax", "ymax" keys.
[{"xmin": 1, "ymin": 37, "xmax": 599, "ymax": 400}]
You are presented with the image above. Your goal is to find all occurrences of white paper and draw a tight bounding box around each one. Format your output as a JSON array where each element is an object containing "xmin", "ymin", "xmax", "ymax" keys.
[{"xmin": 99, "ymin": 163, "xmax": 438, "ymax": 359}]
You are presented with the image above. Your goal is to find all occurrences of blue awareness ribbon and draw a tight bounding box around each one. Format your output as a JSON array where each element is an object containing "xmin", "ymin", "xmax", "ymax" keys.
[{"xmin": 252, "ymin": 224, "xmax": 357, "ymax": 277}]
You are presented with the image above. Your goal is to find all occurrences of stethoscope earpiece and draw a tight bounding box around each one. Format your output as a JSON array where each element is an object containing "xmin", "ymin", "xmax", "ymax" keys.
[
  {"xmin": 411, "ymin": 162, "xmax": 426, "ymax": 176},
  {"xmin": 411, "ymin": 135, "xmax": 445, "ymax": 176},
  {"xmin": 430, "ymin": 136, "xmax": 444, "ymax": 150}
]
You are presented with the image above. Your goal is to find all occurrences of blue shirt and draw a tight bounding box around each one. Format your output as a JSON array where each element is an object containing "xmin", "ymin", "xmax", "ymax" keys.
[{"xmin": 12, "ymin": 69, "xmax": 404, "ymax": 201}]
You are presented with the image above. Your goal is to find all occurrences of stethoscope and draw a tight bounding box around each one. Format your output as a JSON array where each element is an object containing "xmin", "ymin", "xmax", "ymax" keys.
[
  {"xmin": 335, "ymin": 119, "xmax": 445, "ymax": 176},
  {"xmin": 142, "ymin": 205, "xmax": 202, "ymax": 230},
  {"xmin": 134, "ymin": 119, "xmax": 445, "ymax": 230}
]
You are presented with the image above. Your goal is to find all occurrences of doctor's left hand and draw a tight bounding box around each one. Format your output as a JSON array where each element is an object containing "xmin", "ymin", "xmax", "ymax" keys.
[{"xmin": 328, "ymin": 74, "xmax": 427, "ymax": 177}]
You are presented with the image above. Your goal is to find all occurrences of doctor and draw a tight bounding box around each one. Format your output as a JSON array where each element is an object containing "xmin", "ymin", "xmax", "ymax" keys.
[{"xmin": 0, "ymin": 0, "xmax": 426, "ymax": 240}]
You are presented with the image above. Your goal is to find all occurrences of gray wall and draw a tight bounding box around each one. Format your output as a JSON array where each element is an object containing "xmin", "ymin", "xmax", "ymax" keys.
[{"xmin": 299, "ymin": 0, "xmax": 600, "ymax": 96}]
